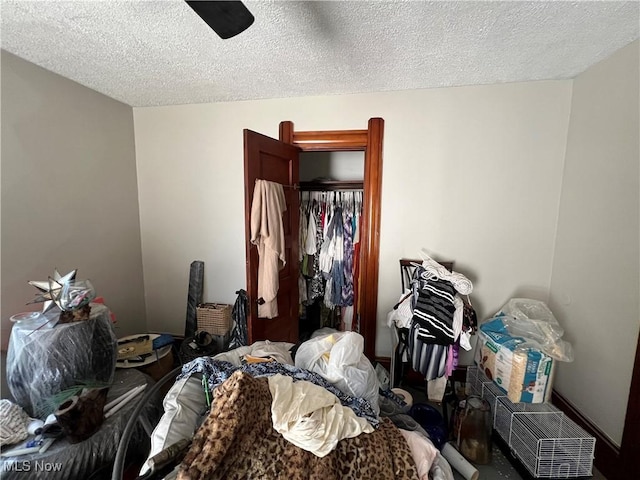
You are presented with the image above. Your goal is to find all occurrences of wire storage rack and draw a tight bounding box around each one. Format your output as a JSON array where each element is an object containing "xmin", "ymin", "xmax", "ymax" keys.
[{"xmin": 466, "ymin": 366, "xmax": 595, "ymax": 478}]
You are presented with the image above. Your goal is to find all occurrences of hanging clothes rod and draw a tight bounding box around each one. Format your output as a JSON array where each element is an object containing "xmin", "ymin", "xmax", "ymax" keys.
[
  {"xmin": 255, "ymin": 179, "xmax": 299, "ymax": 189},
  {"xmin": 254, "ymin": 179, "xmax": 363, "ymax": 191},
  {"xmin": 299, "ymin": 180, "xmax": 364, "ymax": 191}
]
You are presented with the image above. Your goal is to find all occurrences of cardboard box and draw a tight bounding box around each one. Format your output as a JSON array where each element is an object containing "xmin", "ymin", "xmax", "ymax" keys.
[{"xmin": 475, "ymin": 315, "xmax": 554, "ymax": 403}]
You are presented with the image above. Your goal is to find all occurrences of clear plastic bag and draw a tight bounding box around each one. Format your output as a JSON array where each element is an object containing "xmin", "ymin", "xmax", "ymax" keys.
[
  {"xmin": 497, "ymin": 298, "xmax": 574, "ymax": 362},
  {"xmin": 6, "ymin": 303, "xmax": 118, "ymax": 418},
  {"xmin": 294, "ymin": 331, "xmax": 380, "ymax": 415}
]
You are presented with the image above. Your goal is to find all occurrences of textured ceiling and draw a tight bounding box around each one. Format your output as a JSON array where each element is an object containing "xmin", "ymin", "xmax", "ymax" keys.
[{"xmin": 1, "ymin": 0, "xmax": 638, "ymax": 107}]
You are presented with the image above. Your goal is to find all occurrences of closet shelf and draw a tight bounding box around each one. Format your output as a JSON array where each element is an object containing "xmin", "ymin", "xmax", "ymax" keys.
[{"xmin": 299, "ymin": 180, "xmax": 364, "ymax": 191}]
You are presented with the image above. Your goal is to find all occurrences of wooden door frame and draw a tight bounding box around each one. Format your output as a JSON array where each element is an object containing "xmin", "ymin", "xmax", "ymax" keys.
[
  {"xmin": 279, "ymin": 118, "xmax": 384, "ymax": 360},
  {"xmin": 618, "ymin": 332, "xmax": 640, "ymax": 479}
]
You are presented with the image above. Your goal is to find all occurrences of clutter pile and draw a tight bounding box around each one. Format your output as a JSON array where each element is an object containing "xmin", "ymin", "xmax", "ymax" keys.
[
  {"xmin": 387, "ymin": 252, "xmax": 477, "ymax": 402},
  {"xmin": 387, "ymin": 249, "xmax": 588, "ymax": 480},
  {"xmin": 457, "ymin": 298, "xmax": 593, "ymax": 479},
  {"xmin": 1, "ymin": 269, "xmax": 153, "ymax": 473},
  {"xmin": 135, "ymin": 332, "xmax": 456, "ymax": 480}
]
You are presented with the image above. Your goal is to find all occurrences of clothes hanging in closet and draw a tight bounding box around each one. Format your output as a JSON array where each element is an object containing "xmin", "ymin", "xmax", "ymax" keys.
[{"xmin": 298, "ymin": 191, "xmax": 363, "ymax": 332}]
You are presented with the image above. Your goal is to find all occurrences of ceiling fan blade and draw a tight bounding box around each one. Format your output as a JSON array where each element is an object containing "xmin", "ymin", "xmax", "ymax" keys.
[{"xmin": 185, "ymin": 1, "xmax": 255, "ymax": 39}]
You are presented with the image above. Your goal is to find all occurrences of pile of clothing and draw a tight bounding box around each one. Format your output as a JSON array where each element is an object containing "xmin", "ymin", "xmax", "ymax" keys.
[
  {"xmin": 388, "ymin": 254, "xmax": 477, "ymax": 401},
  {"xmin": 145, "ymin": 336, "xmax": 455, "ymax": 480}
]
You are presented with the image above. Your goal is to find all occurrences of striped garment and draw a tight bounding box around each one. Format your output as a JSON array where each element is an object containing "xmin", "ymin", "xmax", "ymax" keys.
[
  {"xmin": 411, "ymin": 274, "xmax": 457, "ymax": 345},
  {"xmin": 408, "ymin": 323, "xmax": 448, "ymax": 380}
]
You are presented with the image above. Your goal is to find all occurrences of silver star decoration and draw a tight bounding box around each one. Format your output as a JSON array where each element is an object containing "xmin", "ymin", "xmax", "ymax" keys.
[{"xmin": 28, "ymin": 269, "xmax": 77, "ymax": 313}]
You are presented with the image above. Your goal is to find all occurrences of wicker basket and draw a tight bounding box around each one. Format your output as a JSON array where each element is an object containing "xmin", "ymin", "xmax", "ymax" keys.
[{"xmin": 196, "ymin": 303, "xmax": 232, "ymax": 336}]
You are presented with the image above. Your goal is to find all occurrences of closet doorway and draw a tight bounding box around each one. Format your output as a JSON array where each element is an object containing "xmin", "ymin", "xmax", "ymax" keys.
[
  {"xmin": 243, "ymin": 118, "xmax": 383, "ymax": 360},
  {"xmin": 297, "ymin": 150, "xmax": 364, "ymax": 342}
]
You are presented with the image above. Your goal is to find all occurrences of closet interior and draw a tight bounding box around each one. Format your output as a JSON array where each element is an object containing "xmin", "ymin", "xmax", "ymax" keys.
[{"xmin": 297, "ymin": 151, "xmax": 365, "ymax": 342}]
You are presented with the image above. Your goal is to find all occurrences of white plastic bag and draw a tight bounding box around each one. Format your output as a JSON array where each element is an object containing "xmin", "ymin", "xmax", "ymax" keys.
[
  {"xmin": 497, "ymin": 298, "xmax": 574, "ymax": 362},
  {"xmin": 295, "ymin": 332, "xmax": 380, "ymax": 415}
]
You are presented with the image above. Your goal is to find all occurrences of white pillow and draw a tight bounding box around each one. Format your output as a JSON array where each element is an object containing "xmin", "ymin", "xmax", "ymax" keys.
[{"xmin": 139, "ymin": 374, "xmax": 205, "ymax": 475}]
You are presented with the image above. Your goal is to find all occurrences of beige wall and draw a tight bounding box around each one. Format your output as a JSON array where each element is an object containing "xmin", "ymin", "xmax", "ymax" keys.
[
  {"xmin": 549, "ymin": 40, "xmax": 639, "ymax": 446},
  {"xmin": 1, "ymin": 51, "xmax": 147, "ymax": 347},
  {"xmin": 133, "ymin": 80, "xmax": 572, "ymax": 361}
]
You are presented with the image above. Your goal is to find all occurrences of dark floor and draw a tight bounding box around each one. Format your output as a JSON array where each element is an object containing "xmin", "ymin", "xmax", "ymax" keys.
[
  {"xmin": 401, "ymin": 382, "xmax": 523, "ymax": 479},
  {"xmin": 401, "ymin": 381, "xmax": 606, "ymax": 480}
]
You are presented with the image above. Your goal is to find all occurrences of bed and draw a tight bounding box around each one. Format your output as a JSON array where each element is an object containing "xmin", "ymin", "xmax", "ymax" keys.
[{"xmin": 112, "ymin": 335, "xmax": 454, "ymax": 480}]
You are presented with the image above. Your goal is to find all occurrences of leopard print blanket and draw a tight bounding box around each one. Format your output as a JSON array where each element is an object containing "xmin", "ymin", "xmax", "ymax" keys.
[{"xmin": 177, "ymin": 370, "xmax": 419, "ymax": 480}]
